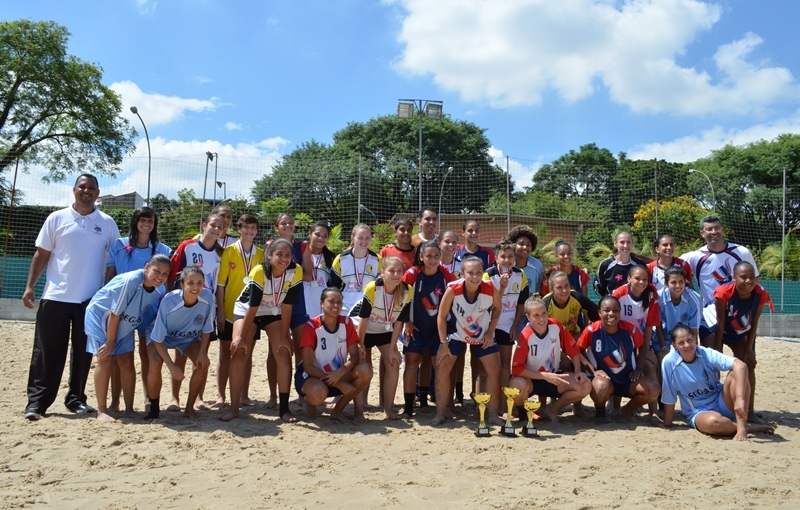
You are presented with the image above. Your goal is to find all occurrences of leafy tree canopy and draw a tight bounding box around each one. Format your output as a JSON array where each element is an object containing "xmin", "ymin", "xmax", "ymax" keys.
[{"xmin": 0, "ymin": 20, "xmax": 135, "ymax": 180}]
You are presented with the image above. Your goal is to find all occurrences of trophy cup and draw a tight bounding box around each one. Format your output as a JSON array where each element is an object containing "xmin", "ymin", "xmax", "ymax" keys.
[
  {"xmin": 501, "ymin": 387, "xmax": 520, "ymax": 437},
  {"xmin": 521, "ymin": 400, "xmax": 542, "ymax": 437},
  {"xmin": 473, "ymin": 393, "xmax": 492, "ymax": 437}
]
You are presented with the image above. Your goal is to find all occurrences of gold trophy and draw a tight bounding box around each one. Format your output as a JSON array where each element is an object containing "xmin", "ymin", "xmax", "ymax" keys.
[
  {"xmin": 473, "ymin": 393, "xmax": 492, "ymax": 437},
  {"xmin": 522, "ymin": 400, "xmax": 542, "ymax": 437},
  {"xmin": 501, "ymin": 387, "xmax": 521, "ymax": 436}
]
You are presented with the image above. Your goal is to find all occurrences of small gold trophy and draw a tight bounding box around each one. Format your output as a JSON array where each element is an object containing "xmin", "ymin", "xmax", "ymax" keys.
[
  {"xmin": 473, "ymin": 393, "xmax": 492, "ymax": 437},
  {"xmin": 501, "ymin": 387, "xmax": 521, "ymax": 437},
  {"xmin": 522, "ymin": 400, "xmax": 542, "ymax": 437}
]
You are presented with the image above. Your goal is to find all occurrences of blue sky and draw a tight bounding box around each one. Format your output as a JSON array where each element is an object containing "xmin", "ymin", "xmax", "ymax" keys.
[{"xmin": 5, "ymin": 0, "xmax": 800, "ymax": 205}]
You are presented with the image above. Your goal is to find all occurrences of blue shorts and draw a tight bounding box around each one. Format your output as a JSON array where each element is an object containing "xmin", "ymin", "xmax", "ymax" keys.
[
  {"xmin": 612, "ymin": 380, "xmax": 633, "ymax": 398},
  {"xmin": 686, "ymin": 389, "xmax": 736, "ymax": 429},
  {"xmin": 290, "ymin": 312, "xmax": 309, "ymax": 330},
  {"xmin": 86, "ymin": 333, "xmax": 135, "ymax": 356},
  {"xmin": 294, "ymin": 362, "xmax": 343, "ymax": 398},
  {"xmin": 470, "ymin": 341, "xmax": 499, "ymax": 358},
  {"xmin": 152, "ymin": 337, "xmax": 201, "ymax": 356},
  {"xmin": 699, "ymin": 324, "xmax": 716, "ymax": 341},
  {"xmin": 403, "ymin": 332, "xmax": 439, "ymax": 355}
]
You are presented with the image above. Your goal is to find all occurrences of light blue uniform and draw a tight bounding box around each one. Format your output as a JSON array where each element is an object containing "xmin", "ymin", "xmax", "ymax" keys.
[
  {"xmin": 149, "ymin": 288, "xmax": 215, "ymax": 354},
  {"xmin": 106, "ymin": 237, "xmax": 172, "ymax": 275},
  {"xmin": 85, "ymin": 269, "xmax": 164, "ymax": 356},
  {"xmin": 661, "ymin": 346, "xmax": 736, "ymax": 428},
  {"xmin": 657, "ymin": 287, "xmax": 702, "ymax": 351}
]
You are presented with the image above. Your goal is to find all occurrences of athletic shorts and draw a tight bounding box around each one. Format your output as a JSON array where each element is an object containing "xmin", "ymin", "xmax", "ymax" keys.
[
  {"xmin": 721, "ymin": 333, "xmax": 747, "ymax": 347},
  {"xmin": 403, "ymin": 332, "xmax": 439, "ymax": 355},
  {"xmin": 294, "ymin": 362, "xmax": 343, "ymax": 398},
  {"xmin": 217, "ymin": 320, "xmax": 261, "ymax": 341},
  {"xmin": 612, "ymin": 380, "xmax": 633, "ymax": 398},
  {"xmin": 86, "ymin": 333, "xmax": 135, "ymax": 357},
  {"xmin": 152, "ymin": 337, "xmax": 200, "ymax": 356},
  {"xmin": 686, "ymin": 389, "xmax": 736, "ymax": 429},
  {"xmin": 364, "ymin": 331, "xmax": 392, "ymax": 349},
  {"xmin": 290, "ymin": 312, "xmax": 310, "ymax": 330},
  {"xmin": 470, "ymin": 341, "xmax": 499, "ymax": 358},
  {"xmin": 494, "ymin": 329, "xmax": 513, "ymax": 347},
  {"xmin": 233, "ymin": 314, "xmax": 281, "ymax": 330},
  {"xmin": 529, "ymin": 378, "xmax": 562, "ymax": 399},
  {"xmin": 699, "ymin": 324, "xmax": 716, "ymax": 341}
]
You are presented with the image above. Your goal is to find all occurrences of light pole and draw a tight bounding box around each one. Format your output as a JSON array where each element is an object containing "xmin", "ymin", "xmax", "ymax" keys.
[
  {"xmin": 397, "ymin": 99, "xmax": 443, "ymax": 211},
  {"xmin": 688, "ymin": 168, "xmax": 716, "ymax": 211},
  {"xmin": 212, "ymin": 154, "xmax": 220, "ymax": 203},
  {"xmin": 201, "ymin": 151, "xmax": 216, "ymax": 225},
  {"xmin": 438, "ymin": 166, "xmax": 454, "ymax": 233},
  {"xmin": 129, "ymin": 106, "xmax": 151, "ymax": 204},
  {"xmin": 216, "ymin": 181, "xmax": 226, "ymax": 201}
]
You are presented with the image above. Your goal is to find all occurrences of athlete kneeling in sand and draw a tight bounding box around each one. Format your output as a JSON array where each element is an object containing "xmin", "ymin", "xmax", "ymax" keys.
[
  {"xmin": 296, "ymin": 288, "xmax": 373, "ymax": 422},
  {"xmin": 655, "ymin": 324, "xmax": 774, "ymax": 440},
  {"xmin": 508, "ymin": 297, "xmax": 591, "ymax": 423},
  {"xmin": 144, "ymin": 265, "xmax": 213, "ymax": 420}
]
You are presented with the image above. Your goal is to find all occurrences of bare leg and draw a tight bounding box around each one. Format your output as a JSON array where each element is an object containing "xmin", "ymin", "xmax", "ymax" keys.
[
  {"xmin": 215, "ymin": 340, "xmax": 232, "ymax": 408},
  {"xmin": 183, "ymin": 342, "xmax": 209, "ymax": 420},
  {"xmin": 193, "ymin": 341, "xmax": 211, "ymax": 410},
  {"xmin": 241, "ymin": 343, "xmax": 256, "ymax": 406},
  {"xmin": 498, "ymin": 344, "xmax": 512, "ymax": 389},
  {"xmin": 478, "ymin": 352, "xmax": 504, "ymax": 425},
  {"xmin": 402, "ymin": 352, "xmax": 422, "ymax": 417},
  {"xmin": 118, "ymin": 352, "xmax": 136, "ymax": 416},
  {"xmin": 169, "ymin": 350, "xmax": 187, "ymax": 411},
  {"xmin": 432, "ymin": 355, "xmax": 456, "ymax": 425},
  {"xmin": 94, "ymin": 356, "xmax": 115, "ymax": 423},
  {"xmin": 109, "ymin": 359, "xmax": 121, "ymax": 413},
  {"xmin": 266, "ymin": 345, "xmax": 278, "ymax": 409},
  {"xmin": 219, "ymin": 320, "xmax": 256, "ymax": 422},
  {"xmin": 376, "ymin": 344, "xmax": 401, "ymax": 420}
]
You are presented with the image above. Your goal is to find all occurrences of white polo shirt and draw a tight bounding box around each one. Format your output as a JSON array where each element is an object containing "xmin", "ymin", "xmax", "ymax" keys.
[{"xmin": 36, "ymin": 206, "xmax": 120, "ymax": 303}]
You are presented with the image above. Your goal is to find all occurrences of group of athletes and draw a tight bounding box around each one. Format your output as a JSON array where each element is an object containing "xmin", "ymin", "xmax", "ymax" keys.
[{"xmin": 85, "ymin": 204, "xmax": 776, "ymax": 440}]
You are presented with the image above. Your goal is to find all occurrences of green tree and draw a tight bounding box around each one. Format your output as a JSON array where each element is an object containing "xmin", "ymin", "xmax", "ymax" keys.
[
  {"xmin": 252, "ymin": 115, "xmax": 507, "ymax": 222},
  {"xmin": 529, "ymin": 143, "xmax": 618, "ymax": 200},
  {"xmin": 631, "ymin": 196, "xmax": 708, "ymax": 252},
  {"xmin": 690, "ymin": 133, "xmax": 800, "ymax": 249},
  {"xmin": 0, "ymin": 20, "xmax": 135, "ymax": 179},
  {"xmin": 611, "ymin": 158, "xmax": 689, "ymax": 226},
  {"xmin": 758, "ymin": 229, "xmax": 800, "ymax": 280}
]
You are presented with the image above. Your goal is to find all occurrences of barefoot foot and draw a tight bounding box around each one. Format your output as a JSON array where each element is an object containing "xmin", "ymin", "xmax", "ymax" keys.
[{"xmin": 97, "ymin": 412, "xmax": 116, "ymax": 423}]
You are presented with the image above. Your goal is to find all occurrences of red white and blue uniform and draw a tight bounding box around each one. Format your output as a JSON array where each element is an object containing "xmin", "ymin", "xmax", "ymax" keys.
[
  {"xmin": 445, "ymin": 279, "xmax": 495, "ymax": 345},
  {"xmin": 612, "ymin": 284, "xmax": 661, "ymax": 336},
  {"xmin": 455, "ymin": 245, "xmax": 495, "ymax": 270},
  {"xmin": 170, "ymin": 239, "xmax": 221, "ymax": 292},
  {"xmin": 578, "ymin": 320, "xmax": 644, "ymax": 387},
  {"xmin": 299, "ymin": 315, "xmax": 359, "ymax": 375},
  {"xmin": 512, "ymin": 319, "xmax": 578, "ymax": 376},
  {"xmin": 403, "ymin": 266, "xmax": 455, "ymax": 347},
  {"xmin": 714, "ymin": 282, "xmax": 771, "ymax": 345},
  {"xmin": 646, "ymin": 258, "xmax": 693, "ymax": 293}
]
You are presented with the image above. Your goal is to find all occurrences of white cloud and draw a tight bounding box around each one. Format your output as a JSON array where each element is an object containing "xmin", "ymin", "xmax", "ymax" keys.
[
  {"xmin": 111, "ymin": 81, "xmax": 218, "ymax": 126},
  {"xmin": 627, "ymin": 109, "xmax": 800, "ymax": 162},
  {"xmin": 225, "ymin": 121, "xmax": 243, "ymax": 131},
  {"xmin": 193, "ymin": 76, "xmax": 214, "ymax": 84},
  {"xmin": 14, "ymin": 136, "xmax": 291, "ymax": 207},
  {"xmin": 489, "ymin": 146, "xmax": 542, "ymax": 191},
  {"xmin": 395, "ymin": 0, "xmax": 800, "ymax": 115},
  {"xmin": 134, "ymin": 0, "xmax": 156, "ymax": 15}
]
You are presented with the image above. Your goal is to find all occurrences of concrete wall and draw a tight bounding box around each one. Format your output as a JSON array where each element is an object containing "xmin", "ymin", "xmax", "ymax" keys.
[{"xmin": 1, "ymin": 297, "xmax": 796, "ymax": 339}]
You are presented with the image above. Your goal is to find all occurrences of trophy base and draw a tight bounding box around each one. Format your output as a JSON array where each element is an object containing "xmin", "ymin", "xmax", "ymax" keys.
[
  {"xmin": 475, "ymin": 427, "xmax": 491, "ymax": 437},
  {"xmin": 521, "ymin": 426, "xmax": 538, "ymax": 437},
  {"xmin": 501, "ymin": 426, "xmax": 517, "ymax": 437}
]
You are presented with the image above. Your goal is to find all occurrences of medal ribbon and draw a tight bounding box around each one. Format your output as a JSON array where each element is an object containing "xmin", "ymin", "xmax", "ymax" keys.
[
  {"xmin": 352, "ymin": 255, "xmax": 366, "ymax": 289},
  {"xmin": 383, "ymin": 286, "xmax": 396, "ymax": 325},
  {"xmin": 272, "ymin": 272, "xmax": 286, "ymax": 308},
  {"xmin": 238, "ymin": 241, "xmax": 254, "ymax": 277}
]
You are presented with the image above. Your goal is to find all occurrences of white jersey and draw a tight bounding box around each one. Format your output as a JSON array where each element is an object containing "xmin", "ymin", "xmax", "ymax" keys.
[
  {"xmin": 445, "ymin": 279, "xmax": 495, "ymax": 344},
  {"xmin": 36, "ymin": 206, "xmax": 120, "ymax": 303},
  {"xmin": 483, "ymin": 266, "xmax": 530, "ymax": 333},
  {"xmin": 681, "ymin": 243, "xmax": 758, "ymax": 307}
]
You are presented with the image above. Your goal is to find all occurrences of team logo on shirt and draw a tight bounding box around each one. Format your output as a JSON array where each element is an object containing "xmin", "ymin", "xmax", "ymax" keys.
[
  {"xmin": 94, "ymin": 226, "xmax": 102, "ymax": 234},
  {"xmin": 600, "ymin": 343, "xmax": 627, "ymax": 374},
  {"xmin": 463, "ymin": 321, "xmax": 484, "ymax": 344},
  {"xmin": 366, "ymin": 264, "xmax": 374, "ymax": 274},
  {"xmin": 323, "ymin": 349, "xmax": 347, "ymax": 373},
  {"xmin": 512, "ymin": 282, "xmax": 519, "ymax": 292},
  {"xmin": 711, "ymin": 262, "xmax": 733, "ymax": 285},
  {"xmin": 193, "ymin": 314, "xmax": 204, "ymax": 325},
  {"xmin": 422, "ymin": 291, "xmax": 440, "ymax": 317}
]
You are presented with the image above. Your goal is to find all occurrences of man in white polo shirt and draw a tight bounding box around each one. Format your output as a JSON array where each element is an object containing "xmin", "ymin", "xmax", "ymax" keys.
[{"xmin": 22, "ymin": 174, "xmax": 120, "ymax": 420}]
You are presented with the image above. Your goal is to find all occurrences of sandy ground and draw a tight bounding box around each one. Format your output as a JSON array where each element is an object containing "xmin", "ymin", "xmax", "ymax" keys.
[{"xmin": 1, "ymin": 320, "xmax": 799, "ymax": 509}]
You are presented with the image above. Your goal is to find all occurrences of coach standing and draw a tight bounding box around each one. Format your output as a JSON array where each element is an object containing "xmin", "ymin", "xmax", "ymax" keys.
[{"xmin": 22, "ymin": 174, "xmax": 120, "ymax": 420}]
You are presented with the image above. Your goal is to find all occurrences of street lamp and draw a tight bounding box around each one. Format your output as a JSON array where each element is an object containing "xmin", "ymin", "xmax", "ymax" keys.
[
  {"xmin": 129, "ymin": 106, "xmax": 151, "ymax": 204},
  {"xmin": 201, "ymin": 151, "xmax": 216, "ymax": 225},
  {"xmin": 438, "ymin": 166, "xmax": 454, "ymax": 233},
  {"xmin": 688, "ymin": 168, "xmax": 716, "ymax": 211},
  {"xmin": 216, "ymin": 181, "xmax": 226, "ymax": 201},
  {"xmin": 398, "ymin": 98, "xmax": 443, "ymax": 211}
]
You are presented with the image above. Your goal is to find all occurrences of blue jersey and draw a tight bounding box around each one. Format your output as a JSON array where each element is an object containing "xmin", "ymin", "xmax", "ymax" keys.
[
  {"xmin": 518, "ymin": 256, "xmax": 544, "ymax": 296},
  {"xmin": 149, "ymin": 288, "xmax": 215, "ymax": 352},
  {"xmin": 661, "ymin": 346, "xmax": 734, "ymax": 419},
  {"xmin": 578, "ymin": 320, "xmax": 644, "ymax": 387},
  {"xmin": 403, "ymin": 266, "xmax": 454, "ymax": 339},
  {"xmin": 658, "ymin": 287, "xmax": 702, "ymax": 346},
  {"xmin": 106, "ymin": 237, "xmax": 171, "ymax": 274},
  {"xmin": 85, "ymin": 269, "xmax": 164, "ymax": 355}
]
